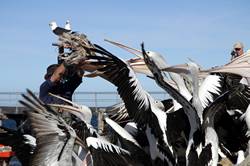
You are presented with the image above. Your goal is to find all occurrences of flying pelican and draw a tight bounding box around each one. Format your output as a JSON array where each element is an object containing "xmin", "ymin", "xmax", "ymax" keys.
[{"xmin": 19, "ymin": 89, "xmax": 85, "ymax": 166}]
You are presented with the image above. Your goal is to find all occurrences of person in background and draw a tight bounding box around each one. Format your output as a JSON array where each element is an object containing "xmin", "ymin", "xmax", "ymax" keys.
[{"xmin": 231, "ymin": 42, "xmax": 244, "ymax": 60}]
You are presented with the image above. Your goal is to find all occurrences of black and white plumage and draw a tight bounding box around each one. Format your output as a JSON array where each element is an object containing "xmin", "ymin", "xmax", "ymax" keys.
[
  {"xmin": 49, "ymin": 21, "xmax": 71, "ymax": 36},
  {"xmin": 162, "ymin": 62, "xmax": 223, "ymax": 123},
  {"xmin": 105, "ymin": 102, "xmax": 131, "ymax": 126},
  {"xmin": 187, "ymin": 92, "xmax": 230, "ymax": 166},
  {"xmin": 88, "ymin": 44, "xmax": 177, "ymax": 165},
  {"xmin": 86, "ymin": 137, "xmax": 138, "ymax": 166},
  {"xmin": 19, "ymin": 89, "xmax": 81, "ymax": 166},
  {"xmin": 104, "ymin": 117, "xmax": 152, "ymax": 166},
  {"xmin": 141, "ymin": 43, "xmax": 202, "ymax": 165}
]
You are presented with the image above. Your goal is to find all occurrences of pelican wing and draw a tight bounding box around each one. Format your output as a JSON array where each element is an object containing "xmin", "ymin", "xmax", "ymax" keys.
[
  {"xmin": 71, "ymin": 121, "xmax": 99, "ymax": 148},
  {"xmin": 19, "ymin": 89, "xmax": 76, "ymax": 166},
  {"xmin": 105, "ymin": 117, "xmax": 152, "ymax": 165},
  {"xmin": 86, "ymin": 137, "xmax": 138, "ymax": 166},
  {"xmin": 199, "ymin": 75, "xmax": 223, "ymax": 108},
  {"xmin": 105, "ymin": 102, "xmax": 131, "ymax": 125},
  {"xmin": 203, "ymin": 51, "xmax": 250, "ymax": 78},
  {"xmin": 88, "ymin": 44, "xmax": 176, "ymax": 165}
]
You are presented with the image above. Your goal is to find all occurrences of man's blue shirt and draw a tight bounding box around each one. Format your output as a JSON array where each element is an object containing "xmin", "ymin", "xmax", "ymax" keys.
[{"xmin": 39, "ymin": 74, "xmax": 82, "ymax": 104}]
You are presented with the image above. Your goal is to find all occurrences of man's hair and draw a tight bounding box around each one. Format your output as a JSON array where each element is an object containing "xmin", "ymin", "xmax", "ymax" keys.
[{"xmin": 44, "ymin": 64, "xmax": 60, "ymax": 80}]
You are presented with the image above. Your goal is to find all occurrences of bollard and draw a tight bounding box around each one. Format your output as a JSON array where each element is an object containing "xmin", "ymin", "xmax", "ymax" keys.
[{"xmin": 97, "ymin": 109, "xmax": 105, "ymax": 135}]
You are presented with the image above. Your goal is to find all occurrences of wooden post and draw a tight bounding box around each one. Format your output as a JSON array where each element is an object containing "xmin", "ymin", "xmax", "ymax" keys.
[{"xmin": 97, "ymin": 109, "xmax": 104, "ymax": 135}]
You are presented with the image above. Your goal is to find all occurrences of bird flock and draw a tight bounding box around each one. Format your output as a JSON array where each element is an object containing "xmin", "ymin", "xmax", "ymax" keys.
[{"xmin": 3, "ymin": 20, "xmax": 250, "ymax": 166}]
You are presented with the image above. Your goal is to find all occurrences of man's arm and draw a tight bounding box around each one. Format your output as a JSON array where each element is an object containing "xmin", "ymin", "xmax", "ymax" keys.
[
  {"xmin": 50, "ymin": 63, "xmax": 66, "ymax": 82},
  {"xmin": 39, "ymin": 64, "xmax": 66, "ymax": 104}
]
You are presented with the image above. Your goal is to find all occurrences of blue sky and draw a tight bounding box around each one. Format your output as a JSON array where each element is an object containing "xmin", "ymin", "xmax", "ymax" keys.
[{"xmin": 1, "ymin": 0, "xmax": 250, "ymax": 92}]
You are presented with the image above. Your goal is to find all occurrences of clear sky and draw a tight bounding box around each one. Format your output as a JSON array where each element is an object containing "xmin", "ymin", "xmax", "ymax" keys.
[{"xmin": 1, "ymin": 0, "xmax": 250, "ymax": 92}]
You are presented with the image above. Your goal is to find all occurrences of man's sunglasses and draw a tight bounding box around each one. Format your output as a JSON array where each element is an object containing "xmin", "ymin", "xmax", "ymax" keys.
[{"xmin": 235, "ymin": 48, "xmax": 241, "ymax": 51}]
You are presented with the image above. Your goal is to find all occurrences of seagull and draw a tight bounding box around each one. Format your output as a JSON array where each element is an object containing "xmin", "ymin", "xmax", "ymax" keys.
[
  {"xmin": 65, "ymin": 20, "xmax": 71, "ymax": 31},
  {"xmin": 49, "ymin": 21, "xmax": 71, "ymax": 36}
]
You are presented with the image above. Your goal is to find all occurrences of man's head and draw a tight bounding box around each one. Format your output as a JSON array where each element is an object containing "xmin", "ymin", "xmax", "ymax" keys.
[
  {"xmin": 44, "ymin": 64, "xmax": 60, "ymax": 80},
  {"xmin": 233, "ymin": 42, "xmax": 244, "ymax": 56}
]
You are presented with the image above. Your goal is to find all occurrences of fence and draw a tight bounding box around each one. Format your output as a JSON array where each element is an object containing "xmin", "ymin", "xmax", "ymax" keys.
[{"xmin": 0, "ymin": 91, "xmax": 168, "ymax": 108}]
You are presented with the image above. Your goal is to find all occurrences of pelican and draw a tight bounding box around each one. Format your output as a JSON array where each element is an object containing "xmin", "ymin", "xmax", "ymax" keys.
[
  {"xmin": 48, "ymin": 93, "xmax": 92, "ymax": 124},
  {"xmin": 162, "ymin": 61, "xmax": 250, "ymax": 164},
  {"xmin": 104, "ymin": 38, "xmax": 221, "ymax": 114},
  {"xmin": 19, "ymin": 89, "xmax": 85, "ymax": 166},
  {"xmin": 141, "ymin": 43, "xmax": 201, "ymax": 165},
  {"xmin": 87, "ymin": 44, "xmax": 177, "ymax": 165},
  {"xmin": 86, "ymin": 137, "xmax": 137, "ymax": 166},
  {"xmin": 162, "ymin": 61, "xmax": 223, "ymax": 122},
  {"xmin": 187, "ymin": 91, "xmax": 230, "ymax": 166},
  {"xmin": 104, "ymin": 117, "xmax": 152, "ymax": 166},
  {"xmin": 141, "ymin": 43, "xmax": 235, "ymax": 166}
]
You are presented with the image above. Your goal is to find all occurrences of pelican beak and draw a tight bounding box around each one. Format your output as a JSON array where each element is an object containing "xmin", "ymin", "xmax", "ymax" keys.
[
  {"xmin": 104, "ymin": 39, "xmax": 143, "ymax": 58},
  {"xmin": 198, "ymin": 70, "xmax": 209, "ymax": 78},
  {"xmin": 162, "ymin": 64, "xmax": 190, "ymax": 75}
]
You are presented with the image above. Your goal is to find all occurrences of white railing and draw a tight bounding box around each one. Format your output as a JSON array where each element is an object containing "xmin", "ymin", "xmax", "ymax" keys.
[{"xmin": 0, "ymin": 91, "xmax": 168, "ymax": 108}]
